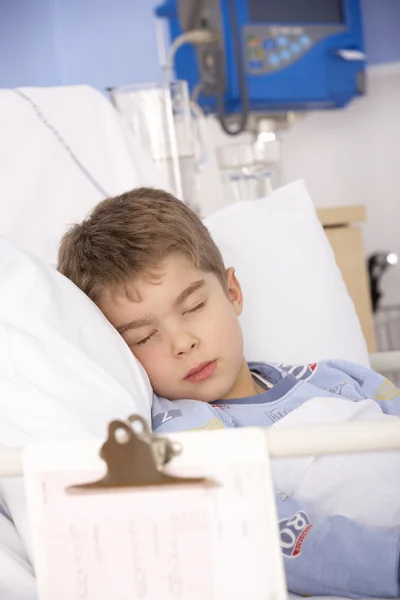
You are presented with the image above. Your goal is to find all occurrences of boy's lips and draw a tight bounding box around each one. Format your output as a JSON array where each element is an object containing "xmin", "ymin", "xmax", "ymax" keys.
[{"xmin": 184, "ymin": 360, "xmax": 217, "ymax": 383}]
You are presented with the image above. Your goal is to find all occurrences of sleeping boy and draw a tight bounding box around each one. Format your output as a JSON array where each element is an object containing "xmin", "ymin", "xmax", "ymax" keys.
[{"xmin": 58, "ymin": 187, "xmax": 400, "ymax": 599}]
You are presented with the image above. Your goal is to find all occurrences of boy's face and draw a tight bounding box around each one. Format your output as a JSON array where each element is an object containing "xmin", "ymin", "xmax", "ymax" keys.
[{"xmin": 98, "ymin": 254, "xmax": 248, "ymax": 402}]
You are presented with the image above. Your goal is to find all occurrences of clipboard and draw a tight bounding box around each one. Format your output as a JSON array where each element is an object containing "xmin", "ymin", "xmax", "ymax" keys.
[
  {"xmin": 67, "ymin": 415, "xmax": 214, "ymax": 492},
  {"xmin": 23, "ymin": 415, "xmax": 288, "ymax": 600}
]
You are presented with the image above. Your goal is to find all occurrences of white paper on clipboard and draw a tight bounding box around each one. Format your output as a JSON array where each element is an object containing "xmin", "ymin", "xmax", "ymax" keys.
[{"xmin": 23, "ymin": 427, "xmax": 287, "ymax": 600}]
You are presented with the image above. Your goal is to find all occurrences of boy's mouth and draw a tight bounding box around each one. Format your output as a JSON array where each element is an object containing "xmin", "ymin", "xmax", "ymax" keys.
[{"xmin": 184, "ymin": 360, "xmax": 217, "ymax": 383}]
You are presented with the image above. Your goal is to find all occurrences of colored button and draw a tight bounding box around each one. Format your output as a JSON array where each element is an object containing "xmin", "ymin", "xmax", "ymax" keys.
[
  {"xmin": 263, "ymin": 38, "xmax": 276, "ymax": 50},
  {"xmin": 300, "ymin": 35, "xmax": 311, "ymax": 47},
  {"xmin": 281, "ymin": 49, "xmax": 291, "ymax": 61},
  {"xmin": 247, "ymin": 35, "xmax": 260, "ymax": 47},
  {"xmin": 249, "ymin": 60, "xmax": 263, "ymax": 70},
  {"xmin": 292, "ymin": 42, "xmax": 301, "ymax": 54},
  {"xmin": 268, "ymin": 54, "xmax": 280, "ymax": 66},
  {"xmin": 277, "ymin": 36, "xmax": 288, "ymax": 47}
]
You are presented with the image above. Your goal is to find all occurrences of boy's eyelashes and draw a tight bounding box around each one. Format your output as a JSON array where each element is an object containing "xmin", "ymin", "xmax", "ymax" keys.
[
  {"xmin": 130, "ymin": 301, "xmax": 207, "ymax": 347},
  {"xmin": 134, "ymin": 330, "xmax": 157, "ymax": 346},
  {"xmin": 183, "ymin": 300, "xmax": 206, "ymax": 315}
]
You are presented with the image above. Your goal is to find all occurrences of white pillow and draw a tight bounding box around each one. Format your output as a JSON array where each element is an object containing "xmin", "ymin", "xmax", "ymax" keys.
[
  {"xmin": 0, "ymin": 237, "xmax": 152, "ymax": 566},
  {"xmin": 0, "ymin": 85, "xmax": 166, "ymax": 265},
  {"xmin": 204, "ymin": 180, "xmax": 369, "ymax": 366}
]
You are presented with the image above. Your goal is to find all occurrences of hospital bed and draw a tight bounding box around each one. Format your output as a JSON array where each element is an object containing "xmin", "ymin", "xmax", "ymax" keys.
[{"xmin": 0, "ymin": 84, "xmax": 399, "ymax": 600}]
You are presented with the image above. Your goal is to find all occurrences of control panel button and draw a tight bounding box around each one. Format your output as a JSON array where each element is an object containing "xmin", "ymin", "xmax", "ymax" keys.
[
  {"xmin": 247, "ymin": 47, "xmax": 264, "ymax": 60},
  {"xmin": 300, "ymin": 35, "xmax": 311, "ymax": 47},
  {"xmin": 268, "ymin": 54, "xmax": 280, "ymax": 66},
  {"xmin": 249, "ymin": 60, "xmax": 264, "ymax": 70},
  {"xmin": 263, "ymin": 38, "xmax": 276, "ymax": 50},
  {"xmin": 247, "ymin": 34, "xmax": 260, "ymax": 46}
]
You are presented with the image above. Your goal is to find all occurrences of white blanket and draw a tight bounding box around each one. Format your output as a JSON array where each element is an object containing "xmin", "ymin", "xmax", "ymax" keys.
[{"xmin": 271, "ymin": 397, "xmax": 400, "ymax": 528}]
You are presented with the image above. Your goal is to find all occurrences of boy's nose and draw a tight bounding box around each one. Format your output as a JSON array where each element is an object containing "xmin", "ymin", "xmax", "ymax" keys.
[{"xmin": 171, "ymin": 332, "xmax": 198, "ymax": 357}]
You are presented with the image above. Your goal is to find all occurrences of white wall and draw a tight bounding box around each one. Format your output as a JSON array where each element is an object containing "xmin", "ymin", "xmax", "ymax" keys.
[{"xmin": 282, "ymin": 63, "xmax": 400, "ymax": 306}]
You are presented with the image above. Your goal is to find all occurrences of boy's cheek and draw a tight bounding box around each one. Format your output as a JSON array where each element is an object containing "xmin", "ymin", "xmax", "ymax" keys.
[{"xmin": 135, "ymin": 346, "xmax": 165, "ymax": 375}]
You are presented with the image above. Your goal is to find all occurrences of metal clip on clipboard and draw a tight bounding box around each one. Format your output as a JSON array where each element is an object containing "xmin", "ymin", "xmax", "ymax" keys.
[{"xmin": 67, "ymin": 415, "xmax": 213, "ymax": 494}]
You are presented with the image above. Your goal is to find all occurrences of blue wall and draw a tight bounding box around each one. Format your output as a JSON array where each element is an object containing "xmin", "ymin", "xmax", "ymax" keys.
[
  {"xmin": 361, "ymin": 0, "xmax": 400, "ymax": 65},
  {"xmin": 0, "ymin": 0, "xmax": 163, "ymax": 90},
  {"xmin": 0, "ymin": 0, "xmax": 59, "ymax": 87},
  {"xmin": 0, "ymin": 0, "xmax": 399, "ymax": 90},
  {"xmin": 49, "ymin": 0, "xmax": 163, "ymax": 88}
]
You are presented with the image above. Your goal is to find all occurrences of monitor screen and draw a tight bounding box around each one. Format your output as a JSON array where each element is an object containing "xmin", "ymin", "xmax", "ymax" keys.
[{"xmin": 248, "ymin": 0, "xmax": 344, "ymax": 24}]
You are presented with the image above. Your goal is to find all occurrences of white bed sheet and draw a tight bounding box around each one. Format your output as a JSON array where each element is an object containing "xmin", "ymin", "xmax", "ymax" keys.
[{"xmin": 272, "ymin": 397, "xmax": 400, "ymax": 528}]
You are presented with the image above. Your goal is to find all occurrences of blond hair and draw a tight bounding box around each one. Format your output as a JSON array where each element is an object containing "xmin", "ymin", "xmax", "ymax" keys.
[{"xmin": 58, "ymin": 187, "xmax": 227, "ymax": 302}]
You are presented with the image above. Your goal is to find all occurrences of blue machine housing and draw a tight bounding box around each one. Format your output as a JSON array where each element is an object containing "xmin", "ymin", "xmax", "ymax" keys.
[{"xmin": 156, "ymin": 0, "xmax": 366, "ymax": 114}]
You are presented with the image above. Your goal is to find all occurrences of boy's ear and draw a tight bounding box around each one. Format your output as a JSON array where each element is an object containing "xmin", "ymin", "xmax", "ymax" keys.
[{"xmin": 225, "ymin": 267, "xmax": 243, "ymax": 316}]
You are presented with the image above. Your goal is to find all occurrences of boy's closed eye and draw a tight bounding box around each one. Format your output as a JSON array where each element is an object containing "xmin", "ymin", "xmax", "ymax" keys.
[
  {"xmin": 133, "ymin": 330, "xmax": 158, "ymax": 346},
  {"xmin": 128, "ymin": 301, "xmax": 207, "ymax": 347},
  {"xmin": 182, "ymin": 300, "xmax": 206, "ymax": 315}
]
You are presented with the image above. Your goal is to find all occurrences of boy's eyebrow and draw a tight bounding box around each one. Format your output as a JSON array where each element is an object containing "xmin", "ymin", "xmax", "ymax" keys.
[
  {"xmin": 173, "ymin": 279, "xmax": 205, "ymax": 307},
  {"xmin": 116, "ymin": 317, "xmax": 154, "ymax": 335}
]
